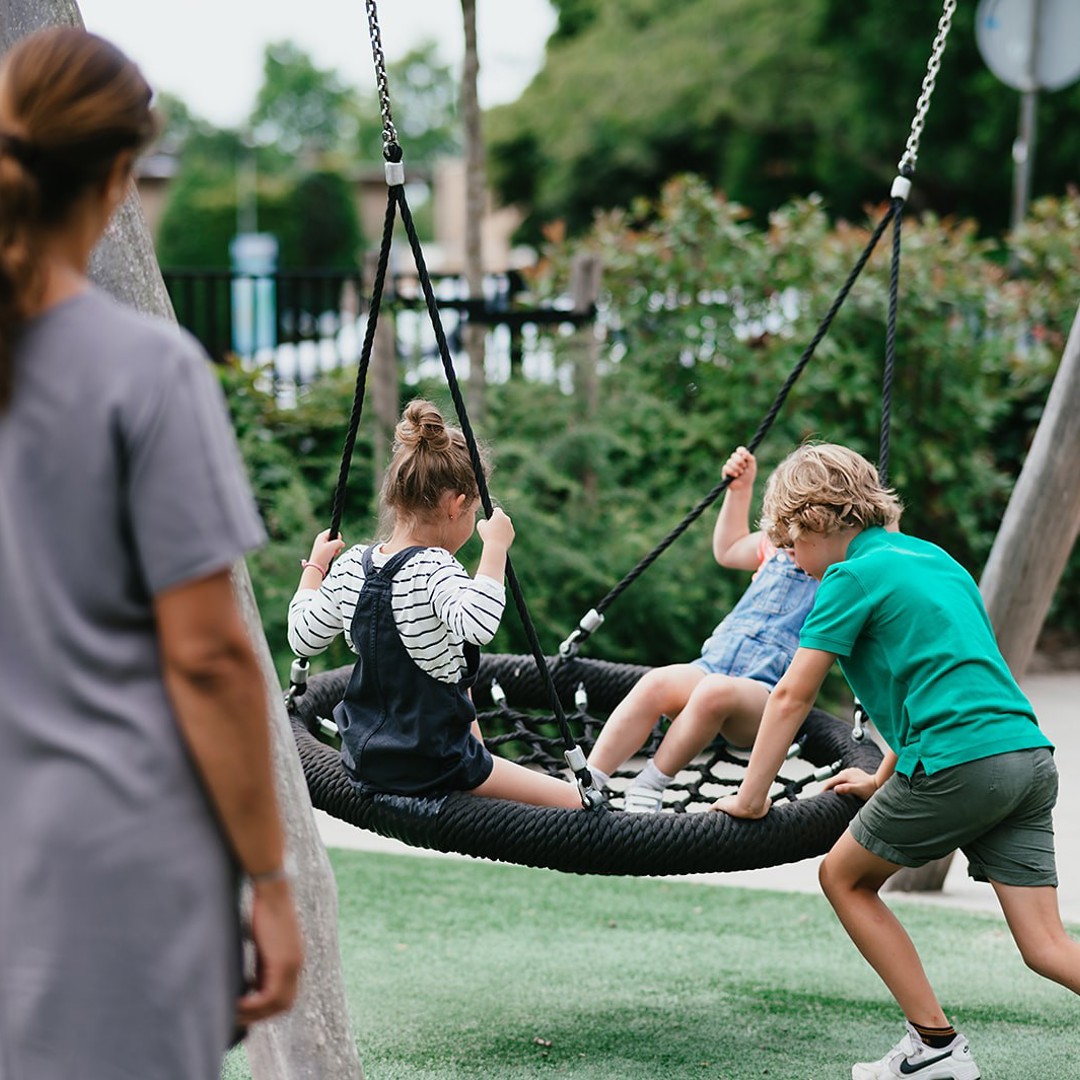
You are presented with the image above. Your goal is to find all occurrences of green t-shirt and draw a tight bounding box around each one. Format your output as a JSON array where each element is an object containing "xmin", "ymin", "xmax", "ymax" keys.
[{"xmin": 799, "ymin": 527, "xmax": 1051, "ymax": 776}]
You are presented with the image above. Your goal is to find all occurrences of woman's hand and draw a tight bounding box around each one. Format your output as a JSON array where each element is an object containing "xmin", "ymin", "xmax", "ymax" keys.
[{"xmin": 821, "ymin": 767, "xmax": 880, "ymax": 800}]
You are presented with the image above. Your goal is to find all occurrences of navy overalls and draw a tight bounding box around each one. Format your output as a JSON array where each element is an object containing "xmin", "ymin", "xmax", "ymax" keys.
[{"xmin": 332, "ymin": 545, "xmax": 494, "ymax": 796}]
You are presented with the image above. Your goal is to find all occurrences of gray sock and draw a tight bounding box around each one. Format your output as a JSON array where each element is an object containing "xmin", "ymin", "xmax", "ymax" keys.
[
  {"xmin": 633, "ymin": 758, "xmax": 674, "ymax": 791},
  {"xmin": 588, "ymin": 765, "xmax": 610, "ymax": 790}
]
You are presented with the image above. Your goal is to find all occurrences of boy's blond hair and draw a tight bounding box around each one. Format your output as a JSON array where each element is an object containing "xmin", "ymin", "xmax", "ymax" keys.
[{"xmin": 761, "ymin": 444, "xmax": 902, "ymax": 546}]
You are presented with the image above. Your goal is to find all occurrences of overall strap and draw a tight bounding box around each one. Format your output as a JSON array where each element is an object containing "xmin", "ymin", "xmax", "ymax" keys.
[{"xmin": 360, "ymin": 543, "xmax": 426, "ymax": 582}]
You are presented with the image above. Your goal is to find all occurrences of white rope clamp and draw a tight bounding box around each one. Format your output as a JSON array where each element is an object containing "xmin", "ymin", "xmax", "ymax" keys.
[
  {"xmin": 559, "ymin": 608, "xmax": 605, "ymax": 657},
  {"xmin": 385, "ymin": 159, "xmax": 405, "ymax": 187},
  {"xmin": 891, "ymin": 176, "xmax": 912, "ymax": 202}
]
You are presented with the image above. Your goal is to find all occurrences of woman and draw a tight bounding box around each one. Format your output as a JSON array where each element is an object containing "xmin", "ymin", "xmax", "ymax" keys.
[{"xmin": 0, "ymin": 28, "xmax": 301, "ymax": 1078}]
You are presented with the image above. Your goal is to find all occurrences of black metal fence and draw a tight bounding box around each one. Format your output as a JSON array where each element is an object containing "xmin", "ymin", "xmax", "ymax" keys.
[{"xmin": 161, "ymin": 267, "xmax": 597, "ymax": 394}]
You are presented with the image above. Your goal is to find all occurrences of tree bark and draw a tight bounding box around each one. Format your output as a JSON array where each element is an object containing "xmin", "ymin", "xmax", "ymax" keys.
[
  {"xmin": 460, "ymin": 0, "xmax": 487, "ymax": 420},
  {"xmin": 888, "ymin": 301, "xmax": 1080, "ymax": 894},
  {"xmin": 0, "ymin": 6, "xmax": 363, "ymax": 1075},
  {"xmin": 365, "ymin": 250, "xmax": 399, "ymax": 477}
]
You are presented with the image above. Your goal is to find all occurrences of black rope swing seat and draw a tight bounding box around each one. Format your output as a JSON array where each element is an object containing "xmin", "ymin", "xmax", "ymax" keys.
[
  {"xmin": 285, "ymin": 0, "xmax": 957, "ymax": 876},
  {"xmin": 291, "ymin": 654, "xmax": 882, "ymax": 875}
]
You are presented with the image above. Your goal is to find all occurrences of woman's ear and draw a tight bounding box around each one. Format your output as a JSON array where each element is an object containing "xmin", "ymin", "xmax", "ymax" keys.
[{"xmin": 103, "ymin": 150, "xmax": 134, "ymax": 213}]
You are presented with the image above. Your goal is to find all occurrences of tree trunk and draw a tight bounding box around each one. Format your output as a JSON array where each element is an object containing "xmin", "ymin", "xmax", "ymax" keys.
[
  {"xmin": 0, "ymin": 7, "xmax": 363, "ymax": 1075},
  {"xmin": 365, "ymin": 251, "xmax": 399, "ymax": 477},
  {"xmin": 979, "ymin": 301, "xmax": 1080, "ymax": 675},
  {"xmin": 570, "ymin": 253, "xmax": 602, "ymax": 504},
  {"xmin": 460, "ymin": 0, "xmax": 487, "ymax": 420},
  {"xmin": 888, "ymin": 301, "xmax": 1080, "ymax": 894}
]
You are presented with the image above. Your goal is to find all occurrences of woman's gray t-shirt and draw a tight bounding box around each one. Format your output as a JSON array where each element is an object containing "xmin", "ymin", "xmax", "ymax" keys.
[{"xmin": 0, "ymin": 289, "xmax": 266, "ymax": 1078}]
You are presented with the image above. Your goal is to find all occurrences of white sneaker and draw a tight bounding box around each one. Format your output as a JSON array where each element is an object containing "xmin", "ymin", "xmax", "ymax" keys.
[
  {"xmin": 622, "ymin": 784, "xmax": 664, "ymax": 813},
  {"xmin": 852, "ymin": 1023, "xmax": 980, "ymax": 1080}
]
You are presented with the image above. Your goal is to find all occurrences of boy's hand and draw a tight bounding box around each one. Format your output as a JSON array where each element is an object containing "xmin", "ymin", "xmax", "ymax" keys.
[
  {"xmin": 710, "ymin": 792, "xmax": 771, "ymax": 818},
  {"xmin": 722, "ymin": 446, "xmax": 757, "ymax": 492},
  {"xmin": 477, "ymin": 507, "xmax": 515, "ymax": 551},
  {"xmin": 308, "ymin": 529, "xmax": 346, "ymax": 572},
  {"xmin": 821, "ymin": 767, "xmax": 879, "ymax": 801}
]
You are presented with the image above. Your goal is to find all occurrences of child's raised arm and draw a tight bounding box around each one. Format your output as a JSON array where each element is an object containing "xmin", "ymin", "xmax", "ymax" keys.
[
  {"xmin": 713, "ymin": 446, "xmax": 763, "ymax": 570},
  {"xmin": 476, "ymin": 506, "xmax": 515, "ymax": 583}
]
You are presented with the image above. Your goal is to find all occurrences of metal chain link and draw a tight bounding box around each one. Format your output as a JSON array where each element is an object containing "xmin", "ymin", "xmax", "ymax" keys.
[
  {"xmin": 365, "ymin": 0, "xmax": 399, "ymax": 156},
  {"xmin": 898, "ymin": 0, "xmax": 956, "ymax": 175}
]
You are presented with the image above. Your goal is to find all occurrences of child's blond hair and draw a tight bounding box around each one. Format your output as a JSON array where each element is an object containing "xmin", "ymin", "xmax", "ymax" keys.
[{"xmin": 761, "ymin": 444, "xmax": 902, "ymax": 546}]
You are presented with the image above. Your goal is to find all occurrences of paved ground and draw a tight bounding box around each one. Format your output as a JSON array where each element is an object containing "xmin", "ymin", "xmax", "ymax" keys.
[{"xmin": 315, "ymin": 670, "xmax": 1080, "ymax": 926}]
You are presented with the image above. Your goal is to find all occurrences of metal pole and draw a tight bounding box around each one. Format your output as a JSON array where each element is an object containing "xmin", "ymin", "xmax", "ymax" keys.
[{"xmin": 1009, "ymin": 0, "xmax": 1042, "ymax": 237}]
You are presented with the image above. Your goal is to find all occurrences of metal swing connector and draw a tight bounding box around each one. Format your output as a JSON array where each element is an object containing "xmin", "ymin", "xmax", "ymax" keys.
[
  {"xmin": 284, "ymin": 656, "xmax": 310, "ymax": 709},
  {"xmin": 851, "ymin": 698, "xmax": 869, "ymax": 742},
  {"xmin": 890, "ymin": 175, "xmax": 912, "ymax": 202},
  {"xmin": 558, "ymin": 608, "xmax": 605, "ymax": 658},
  {"xmin": 564, "ymin": 745, "xmax": 605, "ymax": 810}
]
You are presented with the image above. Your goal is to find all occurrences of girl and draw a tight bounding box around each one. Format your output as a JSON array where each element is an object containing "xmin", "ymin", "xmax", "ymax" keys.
[
  {"xmin": 586, "ymin": 447, "xmax": 819, "ymax": 812},
  {"xmin": 289, "ymin": 399, "xmax": 581, "ymax": 808}
]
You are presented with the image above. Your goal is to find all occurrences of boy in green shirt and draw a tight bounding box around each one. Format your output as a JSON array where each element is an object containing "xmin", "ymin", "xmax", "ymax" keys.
[{"xmin": 713, "ymin": 444, "xmax": 1077, "ymax": 1080}]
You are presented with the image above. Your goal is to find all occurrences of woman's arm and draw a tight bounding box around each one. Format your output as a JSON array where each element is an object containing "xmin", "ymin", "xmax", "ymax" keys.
[
  {"xmin": 711, "ymin": 647, "xmax": 836, "ymax": 817},
  {"xmin": 156, "ymin": 568, "xmax": 302, "ymax": 1023}
]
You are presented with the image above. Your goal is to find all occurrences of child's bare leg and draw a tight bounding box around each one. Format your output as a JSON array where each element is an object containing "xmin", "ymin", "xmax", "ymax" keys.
[
  {"xmin": 652, "ymin": 675, "xmax": 769, "ymax": 776},
  {"xmin": 587, "ymin": 664, "xmax": 706, "ymax": 776},
  {"xmin": 993, "ymin": 881, "xmax": 1080, "ymax": 992},
  {"xmin": 819, "ymin": 831, "xmax": 950, "ymax": 1027},
  {"xmin": 469, "ymin": 756, "xmax": 583, "ymax": 808}
]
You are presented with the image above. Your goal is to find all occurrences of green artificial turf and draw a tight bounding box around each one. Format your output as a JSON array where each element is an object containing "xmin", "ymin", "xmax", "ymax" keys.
[{"xmin": 224, "ymin": 849, "xmax": 1079, "ymax": 1079}]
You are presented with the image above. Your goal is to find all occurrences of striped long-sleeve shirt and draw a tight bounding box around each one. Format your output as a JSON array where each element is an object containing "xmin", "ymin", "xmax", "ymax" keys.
[{"xmin": 287, "ymin": 543, "xmax": 506, "ymax": 684}]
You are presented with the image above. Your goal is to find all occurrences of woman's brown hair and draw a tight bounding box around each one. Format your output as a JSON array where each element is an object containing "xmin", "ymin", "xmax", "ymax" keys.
[
  {"xmin": 380, "ymin": 399, "xmax": 484, "ymax": 531},
  {"xmin": 0, "ymin": 28, "xmax": 156, "ymax": 409}
]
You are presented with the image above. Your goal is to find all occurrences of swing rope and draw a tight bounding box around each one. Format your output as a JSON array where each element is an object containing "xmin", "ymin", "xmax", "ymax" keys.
[{"xmin": 559, "ymin": 0, "xmax": 955, "ymax": 658}]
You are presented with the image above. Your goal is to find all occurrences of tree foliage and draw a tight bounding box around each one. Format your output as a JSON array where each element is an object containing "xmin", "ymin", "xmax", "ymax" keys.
[
  {"xmin": 153, "ymin": 39, "xmax": 459, "ymax": 268},
  {"xmin": 489, "ymin": 0, "xmax": 1080, "ymax": 238}
]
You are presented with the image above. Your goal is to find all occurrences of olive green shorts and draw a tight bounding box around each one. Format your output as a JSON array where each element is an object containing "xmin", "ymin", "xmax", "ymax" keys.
[{"xmin": 850, "ymin": 747, "xmax": 1058, "ymax": 887}]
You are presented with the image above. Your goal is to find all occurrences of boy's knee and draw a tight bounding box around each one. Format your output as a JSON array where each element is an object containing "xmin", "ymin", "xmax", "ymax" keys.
[{"xmin": 1018, "ymin": 939, "xmax": 1063, "ymax": 980}]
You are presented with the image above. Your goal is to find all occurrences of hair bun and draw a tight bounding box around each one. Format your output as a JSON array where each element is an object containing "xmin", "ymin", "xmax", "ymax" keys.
[{"xmin": 397, "ymin": 399, "xmax": 450, "ymax": 453}]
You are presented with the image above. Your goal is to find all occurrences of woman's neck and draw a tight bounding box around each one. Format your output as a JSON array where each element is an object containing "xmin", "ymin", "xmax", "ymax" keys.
[{"xmin": 26, "ymin": 236, "xmax": 92, "ymax": 319}]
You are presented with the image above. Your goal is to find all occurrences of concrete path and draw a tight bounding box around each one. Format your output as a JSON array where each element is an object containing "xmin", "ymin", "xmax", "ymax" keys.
[{"xmin": 315, "ymin": 670, "xmax": 1080, "ymax": 925}]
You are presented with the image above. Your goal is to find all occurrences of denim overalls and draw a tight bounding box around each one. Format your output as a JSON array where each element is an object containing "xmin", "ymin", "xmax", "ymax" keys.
[
  {"xmin": 332, "ymin": 545, "xmax": 494, "ymax": 796},
  {"xmin": 693, "ymin": 551, "xmax": 818, "ymax": 688}
]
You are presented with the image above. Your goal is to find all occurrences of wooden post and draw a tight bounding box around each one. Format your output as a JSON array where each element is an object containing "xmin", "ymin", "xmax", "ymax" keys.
[
  {"xmin": 889, "ymin": 300, "xmax": 1080, "ymax": 894},
  {"xmin": 980, "ymin": 301, "xmax": 1080, "ymax": 673},
  {"xmin": 460, "ymin": 0, "xmax": 487, "ymax": 420},
  {"xmin": 0, "ymin": 8, "xmax": 363, "ymax": 1075},
  {"xmin": 366, "ymin": 251, "xmax": 399, "ymax": 477},
  {"xmin": 570, "ymin": 253, "xmax": 602, "ymax": 502}
]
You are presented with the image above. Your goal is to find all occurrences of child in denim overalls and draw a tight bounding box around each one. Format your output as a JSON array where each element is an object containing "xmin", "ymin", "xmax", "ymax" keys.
[
  {"xmin": 587, "ymin": 447, "xmax": 818, "ymax": 812},
  {"xmin": 288, "ymin": 400, "xmax": 581, "ymax": 809}
]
